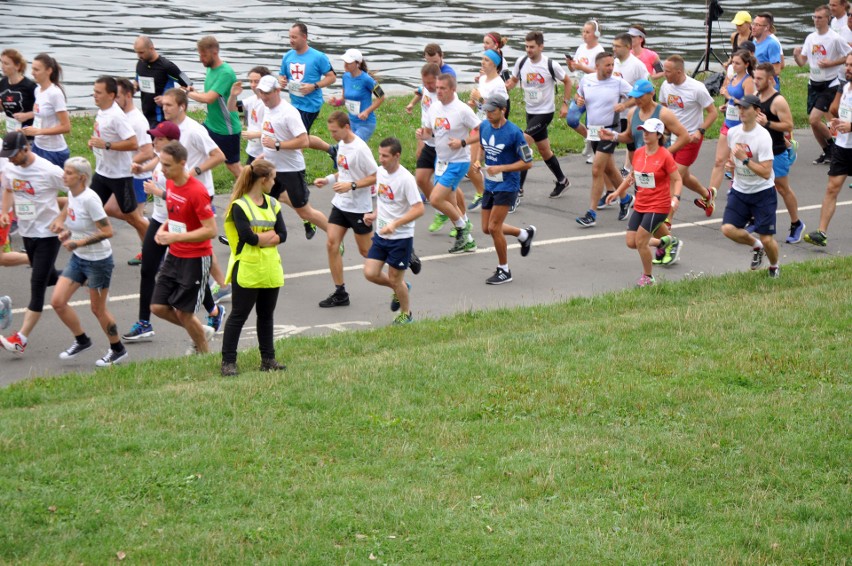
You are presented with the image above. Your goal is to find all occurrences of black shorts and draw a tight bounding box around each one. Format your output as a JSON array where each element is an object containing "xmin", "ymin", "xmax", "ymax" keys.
[
  {"xmin": 297, "ymin": 109, "xmax": 320, "ymax": 133},
  {"xmin": 525, "ymin": 112, "xmax": 553, "ymax": 143},
  {"xmin": 620, "ymin": 118, "xmax": 636, "ymax": 152},
  {"xmin": 271, "ymin": 170, "xmax": 310, "ymax": 208},
  {"xmin": 807, "ymin": 80, "xmax": 837, "ymax": 115},
  {"xmin": 204, "ymin": 125, "xmax": 241, "ymax": 164},
  {"xmin": 627, "ymin": 210, "xmax": 669, "ymax": 233},
  {"xmin": 416, "ymin": 144, "xmax": 437, "ymax": 170},
  {"xmin": 151, "ymin": 254, "xmax": 212, "ymax": 313},
  {"xmin": 828, "ymin": 145, "xmax": 852, "ymax": 178},
  {"xmin": 591, "ymin": 139, "xmax": 618, "ymax": 155},
  {"xmin": 91, "ymin": 173, "xmax": 136, "ymax": 214},
  {"xmin": 328, "ymin": 205, "xmax": 373, "ymax": 235},
  {"xmin": 482, "ymin": 190, "xmax": 518, "ymax": 209}
]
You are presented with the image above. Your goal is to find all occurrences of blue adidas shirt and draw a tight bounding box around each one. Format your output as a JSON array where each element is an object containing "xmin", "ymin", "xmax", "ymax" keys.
[{"xmin": 479, "ymin": 119, "xmax": 531, "ymax": 192}]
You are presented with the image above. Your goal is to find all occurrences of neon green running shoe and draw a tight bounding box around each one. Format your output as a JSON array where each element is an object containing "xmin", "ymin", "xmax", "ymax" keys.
[{"xmin": 428, "ymin": 213, "xmax": 448, "ymax": 233}]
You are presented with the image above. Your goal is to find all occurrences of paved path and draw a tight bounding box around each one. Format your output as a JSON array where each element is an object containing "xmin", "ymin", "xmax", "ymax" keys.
[{"xmin": 1, "ymin": 129, "xmax": 849, "ymax": 385}]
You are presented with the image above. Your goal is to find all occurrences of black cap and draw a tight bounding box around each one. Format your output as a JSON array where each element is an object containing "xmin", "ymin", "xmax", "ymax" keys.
[
  {"xmin": 0, "ymin": 131, "xmax": 28, "ymax": 159},
  {"xmin": 735, "ymin": 94, "xmax": 761, "ymax": 108},
  {"xmin": 481, "ymin": 94, "xmax": 508, "ymax": 112},
  {"xmin": 738, "ymin": 40, "xmax": 756, "ymax": 53}
]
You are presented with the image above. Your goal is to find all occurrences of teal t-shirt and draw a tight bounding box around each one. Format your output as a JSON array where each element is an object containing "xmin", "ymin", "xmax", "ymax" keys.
[{"xmin": 204, "ymin": 62, "xmax": 241, "ymax": 135}]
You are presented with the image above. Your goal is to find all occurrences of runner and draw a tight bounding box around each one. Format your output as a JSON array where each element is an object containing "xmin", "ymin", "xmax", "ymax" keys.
[
  {"xmin": 363, "ymin": 136, "xmax": 424, "ymax": 324},
  {"xmin": 227, "ymin": 66, "xmax": 271, "ymax": 165},
  {"xmin": 566, "ymin": 21, "xmax": 605, "ymax": 163},
  {"xmin": 133, "ymin": 35, "xmax": 190, "ymax": 128},
  {"xmin": 423, "ymin": 43, "xmax": 456, "ymax": 77},
  {"xmin": 278, "ymin": 22, "xmax": 336, "ymax": 133},
  {"xmin": 804, "ymin": 53, "xmax": 852, "ymax": 247},
  {"xmin": 605, "ymin": 118, "xmax": 683, "ymax": 286},
  {"xmin": 628, "ymin": 24, "xmax": 665, "ymax": 79},
  {"xmin": 21, "ymin": 53, "xmax": 70, "ymax": 167},
  {"xmin": 220, "ymin": 159, "xmax": 287, "ymax": 376},
  {"xmin": 478, "ymin": 95, "xmax": 535, "ymax": 285},
  {"xmin": 50, "ymin": 157, "xmax": 128, "ymax": 367},
  {"xmin": 611, "ymin": 32, "xmax": 650, "ymax": 177},
  {"xmin": 0, "ymin": 153, "xmax": 28, "ymax": 267},
  {"xmin": 415, "ymin": 73, "xmax": 480, "ymax": 254},
  {"xmin": 659, "ymin": 55, "xmax": 719, "ymax": 217},
  {"xmin": 726, "ymin": 12, "xmax": 754, "ymax": 69},
  {"xmin": 0, "ymin": 49, "xmax": 37, "ymax": 135},
  {"xmin": 752, "ymin": 13, "xmax": 783, "ymax": 90},
  {"xmin": 506, "ymin": 30, "xmax": 572, "ymax": 198},
  {"xmin": 150, "ymin": 141, "xmax": 217, "ymax": 355},
  {"xmin": 313, "ymin": 111, "xmax": 378, "ymax": 308},
  {"xmin": 720, "ymin": 95, "xmax": 780, "ymax": 277},
  {"xmin": 0, "ymin": 131, "xmax": 64, "ymax": 355}
]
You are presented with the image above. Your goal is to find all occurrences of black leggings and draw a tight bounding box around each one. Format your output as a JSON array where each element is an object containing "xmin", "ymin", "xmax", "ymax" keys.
[
  {"xmin": 221, "ymin": 262, "xmax": 280, "ymax": 364},
  {"xmin": 23, "ymin": 236, "xmax": 60, "ymax": 312},
  {"xmin": 140, "ymin": 219, "xmax": 215, "ymax": 320}
]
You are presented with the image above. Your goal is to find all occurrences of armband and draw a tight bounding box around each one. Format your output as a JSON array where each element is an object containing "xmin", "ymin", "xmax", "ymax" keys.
[{"xmin": 372, "ymin": 84, "xmax": 385, "ymax": 98}]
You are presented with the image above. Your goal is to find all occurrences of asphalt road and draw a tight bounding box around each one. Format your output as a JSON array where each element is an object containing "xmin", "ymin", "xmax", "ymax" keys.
[{"xmin": 2, "ymin": 129, "xmax": 849, "ymax": 385}]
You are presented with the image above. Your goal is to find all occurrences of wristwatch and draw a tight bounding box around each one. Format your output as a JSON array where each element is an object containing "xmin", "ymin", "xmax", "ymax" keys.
[
  {"xmin": 194, "ymin": 166, "xmax": 203, "ymax": 175},
  {"xmin": 104, "ymin": 141, "xmax": 111, "ymax": 150},
  {"xmin": 698, "ymin": 128, "xmax": 706, "ymax": 136},
  {"xmin": 275, "ymin": 140, "xmax": 281, "ymax": 151},
  {"xmin": 350, "ymin": 182, "xmax": 357, "ymax": 191},
  {"xmin": 742, "ymin": 158, "xmax": 750, "ymax": 166},
  {"xmin": 461, "ymin": 140, "xmax": 467, "ymax": 148}
]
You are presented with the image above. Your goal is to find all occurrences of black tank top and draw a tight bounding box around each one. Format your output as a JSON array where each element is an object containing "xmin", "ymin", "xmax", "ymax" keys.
[
  {"xmin": 759, "ymin": 92, "xmax": 786, "ymax": 155},
  {"xmin": 732, "ymin": 33, "xmax": 753, "ymax": 52}
]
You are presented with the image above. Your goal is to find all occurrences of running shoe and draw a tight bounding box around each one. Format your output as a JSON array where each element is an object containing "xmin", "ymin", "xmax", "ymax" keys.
[
  {"xmin": 597, "ymin": 191, "xmax": 615, "ymax": 209},
  {"xmin": 582, "ymin": 140, "xmax": 593, "ymax": 158},
  {"xmin": 319, "ymin": 291, "xmax": 350, "ymax": 308},
  {"xmin": 662, "ymin": 237, "xmax": 682, "ymax": 266},
  {"xmin": 207, "ymin": 304, "xmax": 226, "ymax": 332},
  {"xmin": 636, "ymin": 274, "xmax": 656, "ymax": 287},
  {"xmin": 127, "ymin": 252, "xmax": 143, "ymax": 266},
  {"xmin": 59, "ymin": 339, "xmax": 93, "ymax": 360},
  {"xmin": 486, "ymin": 267, "xmax": 513, "ymax": 285},
  {"xmin": 260, "ymin": 358, "xmax": 287, "ymax": 371},
  {"xmin": 585, "ymin": 155, "xmax": 594, "ymax": 165},
  {"xmin": 212, "ymin": 284, "xmax": 232, "ymax": 303},
  {"xmin": 803, "ymin": 230, "xmax": 827, "ymax": 247},
  {"xmin": 519, "ymin": 226, "xmax": 536, "ymax": 257},
  {"xmin": 618, "ymin": 194, "xmax": 634, "ymax": 222},
  {"xmin": 393, "ymin": 312, "xmax": 413, "ymax": 325},
  {"xmin": 409, "ymin": 251, "xmax": 422, "ymax": 275},
  {"xmin": 95, "ymin": 347, "xmax": 129, "ymax": 367},
  {"xmin": 449, "ymin": 220, "xmax": 473, "ymax": 240},
  {"xmin": 468, "ymin": 193, "xmax": 483, "ymax": 210},
  {"xmin": 390, "ymin": 282, "xmax": 412, "ymax": 312},
  {"xmin": 122, "ymin": 320, "xmax": 155, "ymax": 341},
  {"xmin": 304, "ymin": 220, "xmax": 317, "ymax": 240},
  {"xmin": 448, "ymin": 234, "xmax": 475, "ymax": 254},
  {"xmin": 694, "ymin": 186, "xmax": 717, "ymax": 217},
  {"xmin": 221, "ymin": 362, "xmax": 239, "ymax": 376},
  {"xmin": 1, "ymin": 332, "xmax": 25, "ymax": 355},
  {"xmin": 549, "ymin": 178, "xmax": 570, "ymax": 198},
  {"xmin": 786, "ymin": 221, "xmax": 805, "ymax": 244},
  {"xmin": 812, "ymin": 151, "xmax": 828, "ymax": 165},
  {"xmin": 750, "ymin": 246, "xmax": 765, "ymax": 270},
  {"xmin": 0, "ymin": 295, "xmax": 11, "ymax": 331},
  {"xmin": 768, "ymin": 266, "xmax": 781, "ymax": 279},
  {"xmin": 575, "ymin": 210, "xmax": 597, "ymax": 228},
  {"xmin": 428, "ymin": 213, "xmax": 448, "ymax": 233},
  {"xmin": 652, "ymin": 246, "xmax": 666, "ymax": 265},
  {"xmin": 789, "ymin": 139, "xmax": 798, "ymax": 164}
]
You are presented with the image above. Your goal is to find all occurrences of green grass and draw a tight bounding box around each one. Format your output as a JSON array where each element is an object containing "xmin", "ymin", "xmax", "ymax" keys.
[{"xmin": 1, "ymin": 256, "xmax": 849, "ymax": 563}]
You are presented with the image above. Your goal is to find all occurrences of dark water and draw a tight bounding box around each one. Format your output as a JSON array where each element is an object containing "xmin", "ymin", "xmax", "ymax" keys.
[{"xmin": 0, "ymin": 0, "xmax": 814, "ymax": 110}]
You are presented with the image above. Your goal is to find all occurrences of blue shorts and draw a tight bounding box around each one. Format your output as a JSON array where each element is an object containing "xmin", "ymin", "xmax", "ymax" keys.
[
  {"xmin": 434, "ymin": 161, "xmax": 469, "ymax": 190},
  {"xmin": 61, "ymin": 253, "xmax": 115, "ymax": 290},
  {"xmin": 350, "ymin": 116, "xmax": 377, "ymax": 142},
  {"xmin": 367, "ymin": 234, "xmax": 413, "ymax": 271},
  {"xmin": 133, "ymin": 177, "xmax": 152, "ymax": 204},
  {"xmin": 772, "ymin": 149, "xmax": 792, "ymax": 178},
  {"xmin": 723, "ymin": 187, "xmax": 777, "ymax": 235},
  {"xmin": 482, "ymin": 190, "xmax": 518, "ymax": 209},
  {"xmin": 32, "ymin": 145, "xmax": 70, "ymax": 168}
]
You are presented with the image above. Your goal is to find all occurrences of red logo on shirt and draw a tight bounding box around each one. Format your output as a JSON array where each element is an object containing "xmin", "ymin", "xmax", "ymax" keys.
[
  {"xmin": 525, "ymin": 73, "xmax": 545, "ymax": 85},
  {"xmin": 666, "ymin": 94, "xmax": 684, "ymax": 109},
  {"xmin": 250, "ymin": 108, "xmax": 258, "ymax": 122},
  {"xmin": 289, "ymin": 63, "xmax": 305, "ymax": 80},
  {"xmin": 262, "ymin": 120, "xmax": 274, "ymax": 135},
  {"xmin": 811, "ymin": 44, "xmax": 828, "ymax": 56},
  {"xmin": 433, "ymin": 117, "xmax": 451, "ymax": 131},
  {"xmin": 68, "ymin": 208, "xmax": 76, "ymax": 221},
  {"xmin": 337, "ymin": 154, "xmax": 349, "ymax": 170},
  {"xmin": 378, "ymin": 182, "xmax": 394, "ymax": 200},
  {"xmin": 93, "ymin": 121, "xmax": 100, "ymax": 137},
  {"xmin": 11, "ymin": 179, "xmax": 35, "ymax": 195}
]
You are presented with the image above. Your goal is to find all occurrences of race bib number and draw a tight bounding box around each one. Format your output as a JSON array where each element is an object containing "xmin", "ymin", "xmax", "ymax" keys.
[
  {"xmin": 14, "ymin": 198, "xmax": 36, "ymax": 220},
  {"xmin": 344, "ymin": 99, "xmax": 361, "ymax": 115},
  {"xmin": 725, "ymin": 104, "xmax": 740, "ymax": 121},
  {"xmin": 5, "ymin": 116, "xmax": 20, "ymax": 133},
  {"xmin": 377, "ymin": 217, "xmax": 388, "ymax": 230},
  {"xmin": 139, "ymin": 76, "xmax": 155, "ymax": 94},
  {"xmin": 435, "ymin": 160, "xmax": 448, "ymax": 176},
  {"xmin": 839, "ymin": 104, "xmax": 852, "ymax": 122},
  {"xmin": 484, "ymin": 169, "xmax": 503, "ymax": 183},
  {"xmin": 287, "ymin": 81, "xmax": 303, "ymax": 97},
  {"xmin": 586, "ymin": 125, "xmax": 603, "ymax": 142},
  {"xmin": 810, "ymin": 65, "xmax": 826, "ymax": 81},
  {"xmin": 246, "ymin": 137, "xmax": 262, "ymax": 154},
  {"xmin": 524, "ymin": 88, "xmax": 541, "ymax": 105},
  {"xmin": 168, "ymin": 219, "xmax": 187, "ymax": 234},
  {"xmin": 735, "ymin": 160, "xmax": 755, "ymax": 177},
  {"xmin": 92, "ymin": 146, "xmax": 104, "ymax": 161},
  {"xmin": 635, "ymin": 172, "xmax": 655, "ymax": 189},
  {"xmin": 32, "ymin": 116, "xmax": 43, "ymax": 129},
  {"xmin": 71, "ymin": 231, "xmax": 87, "ymax": 242},
  {"xmin": 153, "ymin": 195, "xmax": 166, "ymax": 216}
]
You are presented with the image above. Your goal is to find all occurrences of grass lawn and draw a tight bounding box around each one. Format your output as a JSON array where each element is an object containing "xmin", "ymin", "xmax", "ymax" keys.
[{"xmin": 0, "ymin": 256, "xmax": 849, "ymax": 563}]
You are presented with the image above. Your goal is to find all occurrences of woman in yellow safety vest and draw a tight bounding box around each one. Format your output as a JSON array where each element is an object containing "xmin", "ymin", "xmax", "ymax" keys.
[{"xmin": 220, "ymin": 159, "xmax": 287, "ymax": 376}]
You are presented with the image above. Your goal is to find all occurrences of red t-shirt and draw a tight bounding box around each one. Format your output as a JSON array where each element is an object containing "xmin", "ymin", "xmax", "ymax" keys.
[
  {"xmin": 164, "ymin": 176, "xmax": 214, "ymax": 258},
  {"xmin": 632, "ymin": 146, "xmax": 678, "ymax": 213}
]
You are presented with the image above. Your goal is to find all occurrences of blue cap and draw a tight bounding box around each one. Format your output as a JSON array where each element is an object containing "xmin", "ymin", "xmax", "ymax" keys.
[{"xmin": 628, "ymin": 79, "xmax": 655, "ymax": 98}]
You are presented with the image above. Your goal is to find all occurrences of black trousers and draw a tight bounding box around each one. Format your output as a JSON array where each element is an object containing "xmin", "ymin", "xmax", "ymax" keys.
[
  {"xmin": 23, "ymin": 236, "xmax": 60, "ymax": 312},
  {"xmin": 221, "ymin": 262, "xmax": 280, "ymax": 364}
]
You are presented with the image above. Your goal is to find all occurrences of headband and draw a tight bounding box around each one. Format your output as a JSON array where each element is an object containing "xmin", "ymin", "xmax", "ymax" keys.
[
  {"xmin": 484, "ymin": 49, "xmax": 501, "ymax": 67},
  {"xmin": 628, "ymin": 27, "xmax": 646, "ymax": 39}
]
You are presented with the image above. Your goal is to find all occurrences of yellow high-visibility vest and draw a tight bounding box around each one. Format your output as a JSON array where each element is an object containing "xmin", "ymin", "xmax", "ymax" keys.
[{"xmin": 224, "ymin": 194, "xmax": 284, "ymax": 288}]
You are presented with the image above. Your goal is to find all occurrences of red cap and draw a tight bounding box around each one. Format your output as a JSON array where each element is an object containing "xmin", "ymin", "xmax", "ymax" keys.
[{"xmin": 147, "ymin": 121, "xmax": 181, "ymax": 141}]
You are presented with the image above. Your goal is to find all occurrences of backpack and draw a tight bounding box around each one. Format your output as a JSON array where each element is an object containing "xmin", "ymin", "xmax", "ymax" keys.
[{"xmin": 702, "ymin": 72, "xmax": 724, "ymax": 97}]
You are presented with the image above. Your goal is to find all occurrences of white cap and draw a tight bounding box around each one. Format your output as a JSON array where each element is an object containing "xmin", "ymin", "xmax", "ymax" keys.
[
  {"xmin": 257, "ymin": 75, "xmax": 279, "ymax": 93},
  {"xmin": 341, "ymin": 48, "xmax": 363, "ymax": 64},
  {"xmin": 638, "ymin": 117, "xmax": 665, "ymax": 135}
]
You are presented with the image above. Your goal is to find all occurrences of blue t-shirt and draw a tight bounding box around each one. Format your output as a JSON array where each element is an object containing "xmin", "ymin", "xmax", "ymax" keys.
[
  {"xmin": 343, "ymin": 71, "xmax": 377, "ymax": 123},
  {"xmin": 440, "ymin": 63, "xmax": 456, "ymax": 78},
  {"xmin": 279, "ymin": 47, "xmax": 333, "ymax": 113},
  {"xmin": 479, "ymin": 119, "xmax": 532, "ymax": 192},
  {"xmin": 754, "ymin": 36, "xmax": 782, "ymax": 89}
]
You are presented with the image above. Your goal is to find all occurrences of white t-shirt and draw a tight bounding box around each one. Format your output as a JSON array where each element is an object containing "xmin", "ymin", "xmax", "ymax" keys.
[
  {"xmin": 93, "ymin": 102, "xmax": 136, "ymax": 179},
  {"xmin": 260, "ymin": 99, "xmax": 307, "ymax": 173},
  {"xmin": 150, "ymin": 159, "xmax": 168, "ymax": 223},
  {"xmin": 836, "ymin": 82, "xmax": 852, "ymax": 149},
  {"xmin": 177, "ymin": 116, "xmax": 219, "ymax": 196},
  {"xmin": 475, "ymin": 75, "xmax": 510, "ymax": 119},
  {"xmin": 243, "ymin": 94, "xmax": 266, "ymax": 158},
  {"xmin": 2, "ymin": 155, "xmax": 64, "ymax": 238},
  {"xmin": 512, "ymin": 55, "xmax": 567, "ymax": 114},
  {"xmin": 831, "ymin": 13, "xmax": 849, "ymax": 36},
  {"xmin": 572, "ymin": 43, "xmax": 605, "ymax": 81},
  {"xmin": 840, "ymin": 24, "xmax": 852, "ymax": 46},
  {"xmin": 578, "ymin": 74, "xmax": 633, "ymax": 128},
  {"xmin": 613, "ymin": 54, "xmax": 650, "ymax": 87},
  {"xmin": 125, "ymin": 106, "xmax": 153, "ymax": 180},
  {"xmin": 376, "ymin": 164, "xmax": 420, "ymax": 240},
  {"xmin": 33, "ymin": 84, "xmax": 68, "ymax": 152},
  {"xmin": 65, "ymin": 187, "xmax": 112, "ymax": 261},
  {"xmin": 427, "ymin": 95, "xmax": 482, "ymax": 163},
  {"xmin": 419, "ymin": 86, "xmax": 438, "ymax": 148},
  {"xmin": 331, "ymin": 135, "xmax": 378, "ymax": 214},
  {"xmin": 727, "ymin": 124, "xmax": 775, "ymax": 194},
  {"xmin": 659, "ymin": 77, "xmax": 715, "ymax": 133},
  {"xmin": 801, "ymin": 30, "xmax": 852, "ymax": 82}
]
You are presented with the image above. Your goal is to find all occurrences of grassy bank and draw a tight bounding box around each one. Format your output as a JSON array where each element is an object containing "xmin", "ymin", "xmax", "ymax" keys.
[
  {"xmin": 12, "ymin": 67, "xmax": 811, "ymax": 195},
  {"xmin": 0, "ymin": 256, "xmax": 849, "ymax": 563}
]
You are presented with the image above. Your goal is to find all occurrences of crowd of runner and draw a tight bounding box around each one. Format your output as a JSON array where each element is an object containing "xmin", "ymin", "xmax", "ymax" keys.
[{"xmin": 1, "ymin": 5, "xmax": 850, "ymax": 375}]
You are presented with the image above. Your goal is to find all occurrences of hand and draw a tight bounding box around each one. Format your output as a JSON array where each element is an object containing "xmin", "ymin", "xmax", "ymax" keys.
[
  {"xmin": 357, "ymin": 111, "xmax": 369, "ymax": 121},
  {"xmin": 599, "ymin": 128, "xmax": 615, "ymax": 141},
  {"xmin": 21, "ymin": 126, "xmax": 38, "ymax": 136},
  {"xmin": 613, "ymin": 103, "xmax": 626, "ymax": 113},
  {"xmin": 88, "ymin": 136, "xmax": 106, "ymax": 150},
  {"xmin": 278, "ymin": 75, "xmax": 288, "ymax": 88},
  {"xmin": 732, "ymin": 143, "xmax": 749, "ymax": 161},
  {"xmin": 818, "ymin": 59, "xmax": 833, "ymax": 69},
  {"xmin": 689, "ymin": 131, "xmax": 703, "ymax": 143},
  {"xmin": 670, "ymin": 197, "xmax": 680, "ymax": 216},
  {"xmin": 559, "ymin": 103, "xmax": 568, "ymax": 119},
  {"xmin": 379, "ymin": 221, "xmax": 396, "ymax": 236},
  {"xmin": 155, "ymin": 231, "xmax": 177, "ymax": 246},
  {"xmin": 0, "ymin": 213, "xmax": 9, "ymax": 228},
  {"xmin": 131, "ymin": 163, "xmax": 143, "ymax": 175},
  {"xmin": 575, "ymin": 95, "xmax": 585, "ymax": 107},
  {"xmin": 184, "ymin": 85, "xmax": 196, "ymax": 93},
  {"xmin": 793, "ymin": 47, "xmax": 803, "ymax": 57},
  {"xmin": 143, "ymin": 179, "xmax": 159, "ymax": 196},
  {"xmin": 448, "ymin": 137, "xmax": 463, "ymax": 150},
  {"xmin": 49, "ymin": 219, "xmax": 64, "ymax": 234},
  {"xmin": 314, "ymin": 177, "xmax": 329, "ymax": 187},
  {"xmin": 415, "ymin": 128, "xmax": 427, "ymax": 141},
  {"xmin": 485, "ymin": 165, "xmax": 502, "ymax": 177},
  {"xmin": 299, "ymin": 83, "xmax": 315, "ymax": 95},
  {"xmin": 332, "ymin": 181, "xmax": 352, "ymax": 194},
  {"xmin": 261, "ymin": 136, "xmax": 277, "ymax": 149},
  {"xmin": 12, "ymin": 112, "xmax": 27, "ymax": 122},
  {"xmin": 605, "ymin": 191, "xmax": 620, "ymax": 206},
  {"xmin": 363, "ymin": 211, "xmax": 376, "ymax": 227},
  {"xmin": 405, "ymin": 103, "xmax": 414, "ymax": 115},
  {"xmin": 567, "ymin": 59, "xmax": 576, "ymax": 72},
  {"xmin": 755, "ymin": 111, "xmax": 768, "ymax": 127},
  {"xmin": 62, "ymin": 238, "xmax": 79, "ymax": 252},
  {"xmin": 230, "ymin": 81, "xmax": 243, "ymax": 97},
  {"xmin": 153, "ymin": 95, "xmax": 163, "ymax": 106}
]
